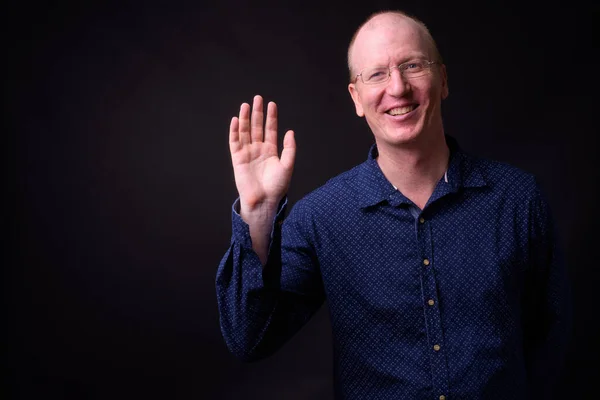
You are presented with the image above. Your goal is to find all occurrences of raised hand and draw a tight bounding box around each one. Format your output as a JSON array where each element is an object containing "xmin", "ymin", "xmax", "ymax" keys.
[{"xmin": 229, "ymin": 95, "xmax": 296, "ymax": 216}]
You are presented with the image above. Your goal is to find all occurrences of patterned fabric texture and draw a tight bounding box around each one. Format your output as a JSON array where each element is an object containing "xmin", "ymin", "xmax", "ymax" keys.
[{"xmin": 216, "ymin": 136, "xmax": 571, "ymax": 400}]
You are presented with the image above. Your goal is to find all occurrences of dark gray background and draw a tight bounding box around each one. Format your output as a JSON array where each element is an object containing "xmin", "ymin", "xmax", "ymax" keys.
[{"xmin": 8, "ymin": 0, "xmax": 598, "ymax": 398}]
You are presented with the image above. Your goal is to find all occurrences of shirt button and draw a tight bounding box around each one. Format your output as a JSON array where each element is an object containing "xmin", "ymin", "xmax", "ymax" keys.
[
  {"xmin": 419, "ymin": 217, "xmax": 425, "ymax": 223},
  {"xmin": 428, "ymin": 299, "xmax": 435, "ymax": 306},
  {"xmin": 433, "ymin": 344, "xmax": 441, "ymax": 351},
  {"xmin": 439, "ymin": 396, "xmax": 446, "ymax": 400},
  {"xmin": 423, "ymin": 259, "xmax": 430, "ymax": 266}
]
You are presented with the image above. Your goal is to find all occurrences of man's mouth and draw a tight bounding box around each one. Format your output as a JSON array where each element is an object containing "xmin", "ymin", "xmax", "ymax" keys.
[{"xmin": 386, "ymin": 105, "xmax": 417, "ymax": 116}]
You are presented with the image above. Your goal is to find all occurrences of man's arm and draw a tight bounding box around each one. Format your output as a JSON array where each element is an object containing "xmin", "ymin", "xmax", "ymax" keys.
[
  {"xmin": 215, "ymin": 95, "xmax": 324, "ymax": 361},
  {"xmin": 216, "ymin": 196, "xmax": 325, "ymax": 361},
  {"xmin": 522, "ymin": 181, "xmax": 573, "ymax": 399},
  {"xmin": 229, "ymin": 95, "xmax": 295, "ymax": 264}
]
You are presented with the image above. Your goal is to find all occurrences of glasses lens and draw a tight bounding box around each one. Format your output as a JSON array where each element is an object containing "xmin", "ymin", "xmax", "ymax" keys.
[
  {"xmin": 362, "ymin": 67, "xmax": 389, "ymax": 84},
  {"xmin": 402, "ymin": 61, "xmax": 428, "ymax": 78},
  {"xmin": 360, "ymin": 60, "xmax": 433, "ymax": 84}
]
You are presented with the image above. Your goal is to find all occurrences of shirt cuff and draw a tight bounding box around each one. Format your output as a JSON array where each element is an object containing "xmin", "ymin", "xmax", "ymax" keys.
[{"xmin": 231, "ymin": 197, "xmax": 288, "ymax": 250}]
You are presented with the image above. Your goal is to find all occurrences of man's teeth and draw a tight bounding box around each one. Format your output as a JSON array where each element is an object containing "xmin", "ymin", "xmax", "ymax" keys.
[{"xmin": 387, "ymin": 105, "xmax": 415, "ymax": 116}]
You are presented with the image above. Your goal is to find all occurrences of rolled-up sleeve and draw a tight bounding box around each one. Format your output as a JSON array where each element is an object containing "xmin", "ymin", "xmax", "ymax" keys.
[{"xmin": 215, "ymin": 197, "xmax": 325, "ymax": 361}]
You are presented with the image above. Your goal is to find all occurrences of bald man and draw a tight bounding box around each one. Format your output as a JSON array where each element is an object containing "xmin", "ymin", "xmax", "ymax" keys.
[{"xmin": 216, "ymin": 11, "xmax": 570, "ymax": 400}]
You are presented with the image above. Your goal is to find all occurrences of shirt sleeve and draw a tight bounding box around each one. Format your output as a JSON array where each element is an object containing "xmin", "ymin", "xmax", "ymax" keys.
[
  {"xmin": 522, "ymin": 180, "xmax": 573, "ymax": 399},
  {"xmin": 215, "ymin": 197, "xmax": 325, "ymax": 362}
]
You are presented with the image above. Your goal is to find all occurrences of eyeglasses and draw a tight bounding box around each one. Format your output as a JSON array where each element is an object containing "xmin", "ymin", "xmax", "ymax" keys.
[{"xmin": 354, "ymin": 59, "xmax": 439, "ymax": 85}]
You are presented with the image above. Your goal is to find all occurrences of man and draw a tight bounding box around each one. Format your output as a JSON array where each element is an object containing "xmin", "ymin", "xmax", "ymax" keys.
[{"xmin": 216, "ymin": 10, "xmax": 571, "ymax": 400}]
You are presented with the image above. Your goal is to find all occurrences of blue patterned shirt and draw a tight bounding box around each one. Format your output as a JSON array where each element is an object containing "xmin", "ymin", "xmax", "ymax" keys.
[{"xmin": 216, "ymin": 136, "xmax": 571, "ymax": 400}]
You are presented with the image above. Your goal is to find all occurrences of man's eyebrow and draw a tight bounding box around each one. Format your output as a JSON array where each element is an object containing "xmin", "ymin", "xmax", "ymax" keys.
[
  {"xmin": 396, "ymin": 54, "xmax": 429, "ymax": 63},
  {"xmin": 358, "ymin": 52, "xmax": 430, "ymax": 70},
  {"xmin": 376, "ymin": 53, "xmax": 430, "ymax": 65}
]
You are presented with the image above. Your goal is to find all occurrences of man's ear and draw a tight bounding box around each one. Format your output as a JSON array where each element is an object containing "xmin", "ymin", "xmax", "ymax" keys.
[
  {"xmin": 440, "ymin": 64, "xmax": 449, "ymax": 100},
  {"xmin": 348, "ymin": 83, "xmax": 365, "ymax": 117}
]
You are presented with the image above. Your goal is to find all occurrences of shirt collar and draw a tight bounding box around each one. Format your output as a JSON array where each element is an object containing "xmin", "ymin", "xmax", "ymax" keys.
[{"xmin": 356, "ymin": 135, "xmax": 488, "ymax": 209}]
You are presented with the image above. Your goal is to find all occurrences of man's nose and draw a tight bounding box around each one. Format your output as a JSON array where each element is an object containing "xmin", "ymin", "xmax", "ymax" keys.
[{"xmin": 386, "ymin": 68, "xmax": 410, "ymax": 96}]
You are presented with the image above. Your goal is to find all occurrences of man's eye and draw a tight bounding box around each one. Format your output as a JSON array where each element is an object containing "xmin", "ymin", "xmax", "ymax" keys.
[
  {"xmin": 366, "ymin": 69, "xmax": 387, "ymax": 80},
  {"xmin": 405, "ymin": 62, "xmax": 422, "ymax": 70}
]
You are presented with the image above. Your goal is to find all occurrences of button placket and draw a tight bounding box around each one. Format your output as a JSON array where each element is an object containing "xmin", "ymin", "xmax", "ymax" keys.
[{"xmin": 416, "ymin": 214, "xmax": 449, "ymax": 396}]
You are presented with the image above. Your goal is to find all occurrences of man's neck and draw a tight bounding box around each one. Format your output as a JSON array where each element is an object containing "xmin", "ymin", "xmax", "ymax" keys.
[{"xmin": 376, "ymin": 133, "xmax": 450, "ymax": 210}]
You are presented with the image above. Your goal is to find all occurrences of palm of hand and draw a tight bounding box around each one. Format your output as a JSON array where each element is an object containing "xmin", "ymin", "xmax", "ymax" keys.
[
  {"xmin": 232, "ymin": 142, "xmax": 291, "ymax": 207},
  {"xmin": 229, "ymin": 96, "xmax": 296, "ymax": 210}
]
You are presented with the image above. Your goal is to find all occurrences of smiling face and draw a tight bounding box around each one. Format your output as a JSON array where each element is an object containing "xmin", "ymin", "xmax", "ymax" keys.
[{"xmin": 348, "ymin": 14, "xmax": 448, "ymax": 149}]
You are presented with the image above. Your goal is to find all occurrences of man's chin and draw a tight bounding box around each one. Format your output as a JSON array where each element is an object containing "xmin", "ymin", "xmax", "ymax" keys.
[
  {"xmin": 380, "ymin": 128, "xmax": 422, "ymax": 147},
  {"xmin": 368, "ymin": 119, "xmax": 425, "ymax": 147}
]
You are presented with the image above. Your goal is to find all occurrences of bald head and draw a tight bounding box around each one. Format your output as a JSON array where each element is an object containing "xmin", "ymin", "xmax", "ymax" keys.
[{"xmin": 347, "ymin": 11, "xmax": 442, "ymax": 81}]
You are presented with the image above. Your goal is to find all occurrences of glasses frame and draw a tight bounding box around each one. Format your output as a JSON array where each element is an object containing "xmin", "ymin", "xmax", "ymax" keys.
[{"xmin": 354, "ymin": 59, "xmax": 440, "ymax": 85}]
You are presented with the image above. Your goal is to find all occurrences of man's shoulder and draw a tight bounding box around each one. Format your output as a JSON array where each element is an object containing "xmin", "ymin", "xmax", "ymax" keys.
[
  {"xmin": 464, "ymin": 152, "xmax": 539, "ymax": 196},
  {"xmin": 293, "ymin": 162, "xmax": 365, "ymax": 212}
]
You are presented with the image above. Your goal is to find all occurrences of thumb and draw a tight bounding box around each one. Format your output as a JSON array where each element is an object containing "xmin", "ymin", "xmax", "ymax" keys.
[{"xmin": 280, "ymin": 130, "xmax": 296, "ymax": 171}]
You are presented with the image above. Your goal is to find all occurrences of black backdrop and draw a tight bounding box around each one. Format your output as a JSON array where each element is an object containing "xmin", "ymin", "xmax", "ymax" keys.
[{"xmin": 8, "ymin": 0, "xmax": 599, "ymax": 398}]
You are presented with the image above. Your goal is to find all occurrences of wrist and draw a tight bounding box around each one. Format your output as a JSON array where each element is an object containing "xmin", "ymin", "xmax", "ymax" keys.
[
  {"xmin": 239, "ymin": 197, "xmax": 281, "ymax": 226},
  {"xmin": 239, "ymin": 196, "xmax": 281, "ymax": 215}
]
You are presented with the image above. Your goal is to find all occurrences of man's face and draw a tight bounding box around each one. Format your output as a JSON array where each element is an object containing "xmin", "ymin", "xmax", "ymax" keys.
[{"xmin": 348, "ymin": 17, "xmax": 448, "ymax": 148}]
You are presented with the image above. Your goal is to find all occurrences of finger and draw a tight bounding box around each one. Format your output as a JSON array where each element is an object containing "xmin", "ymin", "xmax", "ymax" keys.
[
  {"xmin": 250, "ymin": 95, "xmax": 264, "ymax": 143},
  {"xmin": 229, "ymin": 116, "xmax": 241, "ymax": 153},
  {"xmin": 280, "ymin": 130, "xmax": 296, "ymax": 171},
  {"xmin": 238, "ymin": 103, "xmax": 251, "ymax": 145},
  {"xmin": 264, "ymin": 101, "xmax": 278, "ymax": 146}
]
